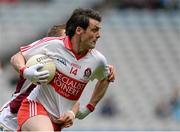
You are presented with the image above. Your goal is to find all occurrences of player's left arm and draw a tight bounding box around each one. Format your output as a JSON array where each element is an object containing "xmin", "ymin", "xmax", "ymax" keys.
[
  {"xmin": 76, "ymin": 54, "xmax": 115, "ymax": 120},
  {"xmin": 76, "ymin": 78, "xmax": 110, "ymax": 120},
  {"xmin": 89, "ymin": 64, "xmax": 115, "ymax": 106},
  {"xmin": 89, "ymin": 78, "xmax": 109, "ymax": 107}
]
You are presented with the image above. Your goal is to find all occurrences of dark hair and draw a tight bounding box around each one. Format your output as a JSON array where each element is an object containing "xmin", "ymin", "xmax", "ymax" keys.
[{"xmin": 66, "ymin": 8, "xmax": 101, "ymax": 39}]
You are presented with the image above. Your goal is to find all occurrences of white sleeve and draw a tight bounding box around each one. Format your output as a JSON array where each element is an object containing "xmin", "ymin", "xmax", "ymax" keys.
[
  {"xmin": 90, "ymin": 55, "xmax": 109, "ymax": 81},
  {"xmin": 20, "ymin": 38, "xmax": 60, "ymax": 61}
]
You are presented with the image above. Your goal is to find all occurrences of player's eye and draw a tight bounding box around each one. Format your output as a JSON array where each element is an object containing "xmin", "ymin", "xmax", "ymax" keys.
[{"xmin": 92, "ymin": 28, "xmax": 99, "ymax": 33}]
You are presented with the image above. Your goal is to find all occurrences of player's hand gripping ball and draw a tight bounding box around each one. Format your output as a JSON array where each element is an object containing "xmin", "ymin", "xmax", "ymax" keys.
[{"xmin": 26, "ymin": 54, "xmax": 56, "ymax": 84}]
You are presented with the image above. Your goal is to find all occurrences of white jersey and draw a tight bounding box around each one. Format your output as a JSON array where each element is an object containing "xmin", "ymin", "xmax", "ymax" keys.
[{"xmin": 0, "ymin": 36, "xmax": 109, "ymax": 129}]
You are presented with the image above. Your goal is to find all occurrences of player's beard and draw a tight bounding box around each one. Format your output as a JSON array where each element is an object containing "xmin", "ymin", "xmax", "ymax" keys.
[
  {"xmin": 90, "ymin": 41, "xmax": 96, "ymax": 49},
  {"xmin": 78, "ymin": 36, "xmax": 87, "ymax": 51}
]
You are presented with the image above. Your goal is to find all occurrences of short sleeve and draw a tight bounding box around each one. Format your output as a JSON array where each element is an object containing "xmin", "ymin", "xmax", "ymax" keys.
[
  {"xmin": 20, "ymin": 37, "xmax": 60, "ymax": 61},
  {"xmin": 90, "ymin": 54, "xmax": 109, "ymax": 81}
]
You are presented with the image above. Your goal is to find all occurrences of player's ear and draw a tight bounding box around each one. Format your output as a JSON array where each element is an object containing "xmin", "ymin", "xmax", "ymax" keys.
[{"xmin": 76, "ymin": 26, "xmax": 84, "ymax": 35}]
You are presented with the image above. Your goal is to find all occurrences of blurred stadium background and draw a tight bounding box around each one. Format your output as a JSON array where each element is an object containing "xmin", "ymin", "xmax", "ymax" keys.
[{"xmin": 0, "ymin": 0, "xmax": 180, "ymax": 131}]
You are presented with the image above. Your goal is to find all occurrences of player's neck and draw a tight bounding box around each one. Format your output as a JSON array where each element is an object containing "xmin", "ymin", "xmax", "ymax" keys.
[{"xmin": 71, "ymin": 37, "xmax": 88, "ymax": 55}]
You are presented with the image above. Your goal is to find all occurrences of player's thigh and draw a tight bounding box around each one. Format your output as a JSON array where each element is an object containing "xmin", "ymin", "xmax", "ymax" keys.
[
  {"xmin": 21, "ymin": 115, "xmax": 53, "ymax": 131},
  {"xmin": 17, "ymin": 99, "xmax": 53, "ymax": 131}
]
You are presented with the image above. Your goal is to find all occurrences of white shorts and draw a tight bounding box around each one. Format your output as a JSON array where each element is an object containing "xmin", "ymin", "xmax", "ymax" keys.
[{"xmin": 0, "ymin": 105, "xmax": 17, "ymax": 131}]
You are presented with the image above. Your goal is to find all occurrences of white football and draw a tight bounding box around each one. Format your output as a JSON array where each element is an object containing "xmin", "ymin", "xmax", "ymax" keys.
[{"xmin": 26, "ymin": 54, "xmax": 56, "ymax": 84}]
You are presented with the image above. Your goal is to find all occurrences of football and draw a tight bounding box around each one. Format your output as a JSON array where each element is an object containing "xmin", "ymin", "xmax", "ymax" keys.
[{"xmin": 26, "ymin": 54, "xmax": 56, "ymax": 84}]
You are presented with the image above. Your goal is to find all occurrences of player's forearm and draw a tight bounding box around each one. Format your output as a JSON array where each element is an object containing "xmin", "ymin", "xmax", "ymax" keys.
[
  {"xmin": 71, "ymin": 102, "xmax": 80, "ymax": 115},
  {"xmin": 75, "ymin": 81, "xmax": 109, "ymax": 120},
  {"xmin": 10, "ymin": 52, "xmax": 26, "ymax": 72},
  {"xmin": 89, "ymin": 79, "xmax": 109, "ymax": 107}
]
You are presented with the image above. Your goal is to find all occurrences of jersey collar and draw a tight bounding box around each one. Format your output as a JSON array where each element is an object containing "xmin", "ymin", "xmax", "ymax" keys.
[
  {"xmin": 63, "ymin": 36, "xmax": 89, "ymax": 60},
  {"xmin": 63, "ymin": 36, "xmax": 72, "ymax": 50}
]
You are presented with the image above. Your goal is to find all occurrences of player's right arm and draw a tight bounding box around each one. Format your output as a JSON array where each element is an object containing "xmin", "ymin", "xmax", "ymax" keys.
[
  {"xmin": 10, "ymin": 51, "xmax": 26, "ymax": 73},
  {"xmin": 10, "ymin": 51, "xmax": 49, "ymax": 84}
]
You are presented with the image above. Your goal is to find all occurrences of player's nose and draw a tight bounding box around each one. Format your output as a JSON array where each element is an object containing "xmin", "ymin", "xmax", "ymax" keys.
[{"xmin": 96, "ymin": 31, "xmax": 100, "ymax": 39}]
